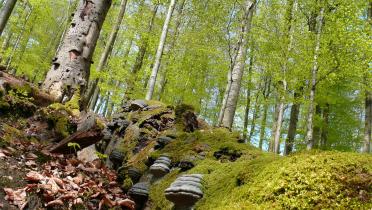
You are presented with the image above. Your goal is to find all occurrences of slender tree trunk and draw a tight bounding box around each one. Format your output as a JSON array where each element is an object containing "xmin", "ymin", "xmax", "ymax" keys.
[
  {"xmin": 146, "ymin": 0, "xmax": 177, "ymax": 100},
  {"xmin": 42, "ymin": 0, "xmax": 112, "ymax": 102},
  {"xmin": 1, "ymin": 30, "xmax": 12, "ymax": 51},
  {"xmin": 320, "ymin": 103, "xmax": 329, "ymax": 148},
  {"xmin": 306, "ymin": 5, "xmax": 324, "ymax": 150},
  {"xmin": 313, "ymin": 104, "xmax": 322, "ymax": 148},
  {"xmin": 242, "ymin": 88, "xmax": 251, "ymax": 140},
  {"xmin": 218, "ymin": 68, "xmax": 232, "ymax": 126},
  {"xmin": 125, "ymin": 4, "xmax": 158, "ymax": 101},
  {"xmin": 248, "ymin": 92, "xmax": 260, "ymax": 143},
  {"xmin": 269, "ymin": 103, "xmax": 279, "ymax": 152},
  {"xmin": 259, "ymin": 77, "xmax": 271, "ymax": 149},
  {"xmin": 156, "ymin": 0, "xmax": 186, "ymax": 100},
  {"xmin": 362, "ymin": 2, "xmax": 372, "ymax": 153},
  {"xmin": 243, "ymin": 54, "xmax": 254, "ymax": 140},
  {"xmin": 83, "ymin": 0, "xmax": 128, "ymax": 108},
  {"xmin": 220, "ymin": 0, "xmax": 256, "ymax": 128},
  {"xmin": 259, "ymin": 101, "xmax": 269, "ymax": 149},
  {"xmin": 284, "ymin": 90, "xmax": 301, "ymax": 155},
  {"xmin": 273, "ymin": 0, "xmax": 296, "ymax": 154},
  {"xmin": 6, "ymin": 7, "xmax": 32, "ymax": 73},
  {"xmin": 0, "ymin": 0, "xmax": 17, "ymax": 36}
]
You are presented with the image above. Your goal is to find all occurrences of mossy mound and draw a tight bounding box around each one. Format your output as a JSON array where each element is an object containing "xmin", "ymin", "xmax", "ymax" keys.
[{"xmin": 148, "ymin": 128, "xmax": 372, "ymax": 209}]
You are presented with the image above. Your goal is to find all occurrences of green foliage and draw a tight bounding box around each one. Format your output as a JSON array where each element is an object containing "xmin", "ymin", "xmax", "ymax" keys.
[{"xmin": 67, "ymin": 142, "xmax": 81, "ymax": 153}]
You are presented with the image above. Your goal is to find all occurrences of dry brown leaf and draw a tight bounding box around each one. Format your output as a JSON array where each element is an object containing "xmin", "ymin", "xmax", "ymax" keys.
[
  {"xmin": 25, "ymin": 171, "xmax": 44, "ymax": 182},
  {"xmin": 46, "ymin": 199, "xmax": 64, "ymax": 207},
  {"xmin": 25, "ymin": 160, "xmax": 37, "ymax": 167},
  {"xmin": 117, "ymin": 199, "xmax": 135, "ymax": 210}
]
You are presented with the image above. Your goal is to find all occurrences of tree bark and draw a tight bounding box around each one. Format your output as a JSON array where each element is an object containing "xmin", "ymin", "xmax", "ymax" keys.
[
  {"xmin": 269, "ymin": 101, "xmax": 279, "ymax": 152},
  {"xmin": 220, "ymin": 0, "xmax": 256, "ymax": 128},
  {"xmin": 156, "ymin": 0, "xmax": 186, "ymax": 101},
  {"xmin": 242, "ymin": 88, "xmax": 251, "ymax": 140},
  {"xmin": 284, "ymin": 90, "xmax": 301, "ymax": 155},
  {"xmin": 0, "ymin": 0, "xmax": 17, "ymax": 36},
  {"xmin": 272, "ymin": 0, "xmax": 296, "ymax": 154},
  {"xmin": 42, "ymin": 0, "xmax": 112, "ymax": 102},
  {"xmin": 313, "ymin": 104, "xmax": 322, "ymax": 147},
  {"xmin": 145, "ymin": 0, "xmax": 177, "ymax": 100},
  {"xmin": 362, "ymin": 2, "xmax": 372, "ymax": 153},
  {"xmin": 306, "ymin": 5, "xmax": 324, "ymax": 150},
  {"xmin": 242, "ymin": 54, "xmax": 254, "ymax": 140},
  {"xmin": 6, "ymin": 7, "xmax": 32, "ymax": 73},
  {"xmin": 258, "ymin": 77, "xmax": 271, "ymax": 150},
  {"xmin": 83, "ymin": 0, "xmax": 128, "ymax": 108},
  {"xmin": 248, "ymin": 92, "xmax": 260, "ymax": 143},
  {"xmin": 125, "ymin": 3, "xmax": 158, "ymax": 101}
]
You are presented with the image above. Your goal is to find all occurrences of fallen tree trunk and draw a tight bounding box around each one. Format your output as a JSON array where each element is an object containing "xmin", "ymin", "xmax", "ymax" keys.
[
  {"xmin": 0, "ymin": 70, "xmax": 56, "ymax": 106},
  {"xmin": 49, "ymin": 126, "xmax": 103, "ymax": 154}
]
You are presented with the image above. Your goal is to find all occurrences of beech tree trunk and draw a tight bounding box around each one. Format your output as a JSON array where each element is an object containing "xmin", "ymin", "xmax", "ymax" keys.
[
  {"xmin": 313, "ymin": 104, "xmax": 322, "ymax": 147},
  {"xmin": 0, "ymin": 0, "xmax": 17, "ymax": 36},
  {"xmin": 157, "ymin": 0, "xmax": 186, "ymax": 100},
  {"xmin": 242, "ymin": 54, "xmax": 254, "ymax": 140},
  {"xmin": 146, "ymin": 0, "xmax": 177, "ymax": 100},
  {"xmin": 269, "ymin": 103, "xmax": 279, "ymax": 152},
  {"xmin": 220, "ymin": 0, "xmax": 256, "ymax": 128},
  {"xmin": 83, "ymin": 0, "xmax": 127, "ymax": 108},
  {"xmin": 42, "ymin": 0, "xmax": 112, "ymax": 102},
  {"xmin": 242, "ymin": 88, "xmax": 251, "ymax": 140},
  {"xmin": 259, "ymin": 77, "xmax": 271, "ymax": 149},
  {"xmin": 272, "ymin": 0, "xmax": 295, "ymax": 154},
  {"xmin": 306, "ymin": 5, "xmax": 324, "ymax": 150},
  {"xmin": 248, "ymin": 92, "xmax": 260, "ymax": 143},
  {"xmin": 6, "ymin": 7, "xmax": 32, "ymax": 73},
  {"xmin": 284, "ymin": 90, "xmax": 301, "ymax": 155},
  {"xmin": 125, "ymin": 4, "xmax": 158, "ymax": 101}
]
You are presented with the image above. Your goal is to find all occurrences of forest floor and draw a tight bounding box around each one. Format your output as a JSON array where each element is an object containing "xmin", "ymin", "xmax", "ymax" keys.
[{"xmin": 0, "ymin": 71, "xmax": 371, "ymax": 210}]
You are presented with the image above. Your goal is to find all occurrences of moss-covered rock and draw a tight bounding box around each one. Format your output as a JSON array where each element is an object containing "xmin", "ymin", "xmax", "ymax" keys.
[{"xmin": 147, "ymin": 128, "xmax": 372, "ymax": 210}]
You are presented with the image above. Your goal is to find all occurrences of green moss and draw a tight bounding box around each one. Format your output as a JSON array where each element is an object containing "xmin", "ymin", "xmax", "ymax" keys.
[
  {"xmin": 39, "ymin": 106, "xmax": 76, "ymax": 139},
  {"xmin": 149, "ymin": 170, "xmax": 180, "ymax": 209},
  {"xmin": 65, "ymin": 90, "xmax": 80, "ymax": 117},
  {"xmin": 148, "ymin": 128, "xmax": 371, "ymax": 210}
]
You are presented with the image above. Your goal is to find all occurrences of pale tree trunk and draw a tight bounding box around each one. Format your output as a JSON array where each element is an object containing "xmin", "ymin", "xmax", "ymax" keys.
[
  {"xmin": 269, "ymin": 102, "xmax": 279, "ymax": 152},
  {"xmin": 242, "ymin": 54, "xmax": 254, "ymax": 140},
  {"xmin": 273, "ymin": 0, "xmax": 296, "ymax": 154},
  {"xmin": 248, "ymin": 92, "xmax": 260, "ymax": 143},
  {"xmin": 83, "ymin": 0, "xmax": 127, "ymax": 108},
  {"xmin": 306, "ymin": 5, "xmax": 324, "ymax": 150},
  {"xmin": 362, "ymin": 2, "xmax": 372, "ymax": 153},
  {"xmin": 259, "ymin": 77, "xmax": 271, "ymax": 149},
  {"xmin": 218, "ymin": 68, "xmax": 232, "ymax": 125},
  {"xmin": 220, "ymin": 0, "xmax": 256, "ymax": 128},
  {"xmin": 6, "ymin": 7, "xmax": 32, "ymax": 73},
  {"xmin": 313, "ymin": 105, "xmax": 322, "ymax": 147},
  {"xmin": 1, "ymin": 30, "xmax": 12, "ymax": 51},
  {"xmin": 0, "ymin": 0, "xmax": 17, "ymax": 36},
  {"xmin": 242, "ymin": 88, "xmax": 251, "ymax": 140},
  {"xmin": 156, "ymin": 0, "xmax": 186, "ymax": 100},
  {"xmin": 284, "ymin": 90, "xmax": 301, "ymax": 155},
  {"xmin": 125, "ymin": 3, "xmax": 158, "ymax": 101},
  {"xmin": 42, "ymin": 0, "xmax": 112, "ymax": 102},
  {"xmin": 145, "ymin": 0, "xmax": 177, "ymax": 100}
]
